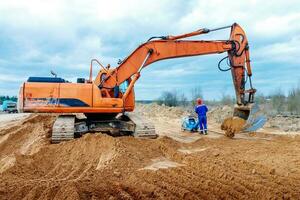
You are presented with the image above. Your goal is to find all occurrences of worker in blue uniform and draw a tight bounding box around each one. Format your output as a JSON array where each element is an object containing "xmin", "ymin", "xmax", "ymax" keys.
[{"xmin": 194, "ymin": 98, "xmax": 208, "ymax": 134}]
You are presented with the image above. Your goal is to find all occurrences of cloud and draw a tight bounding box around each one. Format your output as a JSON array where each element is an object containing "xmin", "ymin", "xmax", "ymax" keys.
[
  {"xmin": 0, "ymin": 0, "xmax": 299, "ymax": 100},
  {"xmin": 143, "ymin": 61, "xmax": 210, "ymax": 78},
  {"xmin": 0, "ymin": 74, "xmax": 27, "ymax": 83},
  {"xmin": 253, "ymin": 13, "xmax": 300, "ymax": 38},
  {"xmin": 253, "ymin": 36, "xmax": 300, "ymax": 64}
]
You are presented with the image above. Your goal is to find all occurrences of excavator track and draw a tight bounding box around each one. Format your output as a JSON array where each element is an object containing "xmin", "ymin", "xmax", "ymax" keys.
[
  {"xmin": 52, "ymin": 115, "xmax": 75, "ymax": 143},
  {"xmin": 127, "ymin": 113, "xmax": 157, "ymax": 139}
]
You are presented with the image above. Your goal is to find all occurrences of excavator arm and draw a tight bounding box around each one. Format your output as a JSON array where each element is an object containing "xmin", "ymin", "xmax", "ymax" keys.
[{"xmin": 101, "ymin": 23, "xmax": 255, "ymax": 106}]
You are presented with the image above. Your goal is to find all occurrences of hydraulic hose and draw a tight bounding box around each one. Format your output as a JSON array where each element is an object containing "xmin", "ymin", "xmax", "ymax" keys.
[{"xmin": 218, "ymin": 56, "xmax": 231, "ymax": 71}]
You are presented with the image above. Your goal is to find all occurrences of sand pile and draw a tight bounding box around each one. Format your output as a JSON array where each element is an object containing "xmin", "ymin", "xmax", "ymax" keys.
[
  {"xmin": 221, "ymin": 117, "xmax": 246, "ymax": 138},
  {"xmin": 267, "ymin": 115, "xmax": 300, "ymax": 132},
  {"xmin": 208, "ymin": 106, "xmax": 233, "ymax": 123},
  {"xmin": 136, "ymin": 103, "xmax": 189, "ymax": 118},
  {"xmin": 1, "ymin": 127, "xmax": 300, "ymax": 199},
  {"xmin": 0, "ymin": 114, "xmax": 55, "ymax": 173},
  {"xmin": 0, "ymin": 105, "xmax": 300, "ymax": 199}
]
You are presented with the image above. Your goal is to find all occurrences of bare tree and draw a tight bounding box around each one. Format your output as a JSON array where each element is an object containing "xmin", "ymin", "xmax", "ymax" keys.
[
  {"xmin": 270, "ymin": 89, "xmax": 286, "ymax": 114},
  {"xmin": 158, "ymin": 91, "xmax": 179, "ymax": 107},
  {"xmin": 287, "ymin": 84, "xmax": 300, "ymax": 115},
  {"xmin": 220, "ymin": 94, "xmax": 234, "ymax": 105},
  {"xmin": 190, "ymin": 86, "xmax": 203, "ymax": 105},
  {"xmin": 255, "ymin": 93, "xmax": 267, "ymax": 104},
  {"xmin": 179, "ymin": 93, "xmax": 189, "ymax": 106}
]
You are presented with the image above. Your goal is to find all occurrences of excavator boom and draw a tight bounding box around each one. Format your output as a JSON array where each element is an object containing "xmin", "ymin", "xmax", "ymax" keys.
[{"xmin": 103, "ymin": 40, "xmax": 233, "ymax": 87}]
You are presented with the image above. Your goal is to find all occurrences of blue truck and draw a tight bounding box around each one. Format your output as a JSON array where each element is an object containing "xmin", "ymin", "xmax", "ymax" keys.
[{"xmin": 1, "ymin": 100, "xmax": 18, "ymax": 113}]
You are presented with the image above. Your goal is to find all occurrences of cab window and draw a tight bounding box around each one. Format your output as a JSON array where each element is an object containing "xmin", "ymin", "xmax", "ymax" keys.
[{"xmin": 119, "ymin": 80, "xmax": 129, "ymax": 93}]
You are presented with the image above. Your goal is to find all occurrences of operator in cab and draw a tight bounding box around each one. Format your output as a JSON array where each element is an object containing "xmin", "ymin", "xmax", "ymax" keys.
[{"xmin": 194, "ymin": 98, "xmax": 208, "ymax": 134}]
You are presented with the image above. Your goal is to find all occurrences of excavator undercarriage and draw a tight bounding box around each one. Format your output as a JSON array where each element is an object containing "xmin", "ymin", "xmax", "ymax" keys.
[{"xmin": 51, "ymin": 113, "xmax": 157, "ymax": 143}]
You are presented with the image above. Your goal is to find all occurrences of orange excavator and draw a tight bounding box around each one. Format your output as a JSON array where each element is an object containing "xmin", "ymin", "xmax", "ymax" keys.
[{"xmin": 19, "ymin": 23, "xmax": 266, "ymax": 143}]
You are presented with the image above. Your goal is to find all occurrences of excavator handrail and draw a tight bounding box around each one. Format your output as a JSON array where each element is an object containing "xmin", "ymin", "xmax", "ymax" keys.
[
  {"xmin": 147, "ymin": 24, "xmax": 232, "ymax": 41},
  {"xmin": 90, "ymin": 58, "xmax": 118, "ymax": 84}
]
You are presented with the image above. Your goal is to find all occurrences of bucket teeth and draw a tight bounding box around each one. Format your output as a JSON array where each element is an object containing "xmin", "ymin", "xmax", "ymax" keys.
[
  {"xmin": 234, "ymin": 103, "xmax": 267, "ymax": 132},
  {"xmin": 244, "ymin": 115, "xmax": 267, "ymax": 132}
]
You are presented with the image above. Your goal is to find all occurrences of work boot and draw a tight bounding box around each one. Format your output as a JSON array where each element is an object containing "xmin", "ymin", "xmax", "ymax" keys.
[
  {"xmin": 204, "ymin": 130, "xmax": 208, "ymax": 135},
  {"xmin": 200, "ymin": 130, "xmax": 204, "ymax": 134}
]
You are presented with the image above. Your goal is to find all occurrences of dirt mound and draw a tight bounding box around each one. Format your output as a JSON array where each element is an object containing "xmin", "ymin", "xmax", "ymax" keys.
[
  {"xmin": 2, "ymin": 132, "xmax": 300, "ymax": 199},
  {"xmin": 0, "ymin": 105, "xmax": 300, "ymax": 199},
  {"xmin": 0, "ymin": 114, "xmax": 55, "ymax": 173},
  {"xmin": 221, "ymin": 117, "xmax": 246, "ymax": 138},
  {"xmin": 208, "ymin": 105, "xmax": 233, "ymax": 123},
  {"xmin": 136, "ymin": 103, "xmax": 189, "ymax": 118},
  {"xmin": 266, "ymin": 115, "xmax": 300, "ymax": 132}
]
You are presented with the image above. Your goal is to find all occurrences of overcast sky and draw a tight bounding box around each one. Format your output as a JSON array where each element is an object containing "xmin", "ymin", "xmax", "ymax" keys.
[{"xmin": 0, "ymin": 0, "xmax": 299, "ymax": 100}]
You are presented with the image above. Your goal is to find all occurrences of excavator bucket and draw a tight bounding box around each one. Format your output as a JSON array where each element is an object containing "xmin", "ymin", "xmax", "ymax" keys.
[{"xmin": 233, "ymin": 103, "xmax": 267, "ymax": 132}]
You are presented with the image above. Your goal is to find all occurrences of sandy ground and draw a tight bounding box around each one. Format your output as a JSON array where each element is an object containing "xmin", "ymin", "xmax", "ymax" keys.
[
  {"xmin": 0, "ymin": 104, "xmax": 300, "ymax": 199},
  {"xmin": 0, "ymin": 113, "xmax": 30, "ymax": 129}
]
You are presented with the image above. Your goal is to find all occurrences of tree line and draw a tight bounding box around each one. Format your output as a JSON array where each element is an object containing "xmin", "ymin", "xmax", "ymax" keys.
[
  {"xmin": 0, "ymin": 96, "xmax": 18, "ymax": 104},
  {"xmin": 157, "ymin": 84, "xmax": 300, "ymax": 115}
]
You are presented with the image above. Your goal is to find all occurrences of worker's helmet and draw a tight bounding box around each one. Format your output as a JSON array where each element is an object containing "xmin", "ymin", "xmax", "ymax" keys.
[{"xmin": 196, "ymin": 98, "xmax": 202, "ymax": 105}]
